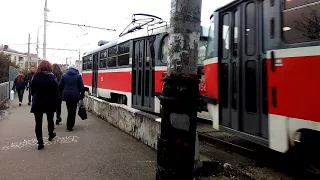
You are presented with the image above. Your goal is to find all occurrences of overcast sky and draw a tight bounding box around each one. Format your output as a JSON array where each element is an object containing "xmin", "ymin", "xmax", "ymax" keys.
[{"xmin": 1, "ymin": 0, "xmax": 231, "ymax": 64}]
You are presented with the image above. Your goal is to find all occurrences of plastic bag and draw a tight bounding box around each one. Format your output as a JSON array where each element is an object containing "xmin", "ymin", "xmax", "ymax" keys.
[{"xmin": 10, "ymin": 90, "xmax": 14, "ymax": 100}]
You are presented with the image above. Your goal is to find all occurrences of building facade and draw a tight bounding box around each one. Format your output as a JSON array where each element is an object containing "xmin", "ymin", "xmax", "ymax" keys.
[{"xmin": 0, "ymin": 45, "xmax": 40, "ymax": 70}]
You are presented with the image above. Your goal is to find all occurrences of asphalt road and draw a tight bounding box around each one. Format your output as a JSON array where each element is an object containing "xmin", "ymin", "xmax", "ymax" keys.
[{"xmin": 0, "ymin": 92, "xmax": 156, "ymax": 180}]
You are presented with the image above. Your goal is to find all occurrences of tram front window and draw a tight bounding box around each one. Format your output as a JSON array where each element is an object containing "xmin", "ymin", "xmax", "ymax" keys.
[
  {"xmin": 198, "ymin": 39, "xmax": 208, "ymax": 65},
  {"xmin": 160, "ymin": 34, "xmax": 209, "ymax": 65},
  {"xmin": 206, "ymin": 16, "xmax": 214, "ymax": 59}
]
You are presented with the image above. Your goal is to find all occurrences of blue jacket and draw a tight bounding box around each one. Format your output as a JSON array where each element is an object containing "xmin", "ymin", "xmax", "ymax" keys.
[
  {"xmin": 30, "ymin": 71, "xmax": 60, "ymax": 113},
  {"xmin": 12, "ymin": 77, "xmax": 27, "ymax": 90},
  {"xmin": 59, "ymin": 67, "xmax": 85, "ymax": 101}
]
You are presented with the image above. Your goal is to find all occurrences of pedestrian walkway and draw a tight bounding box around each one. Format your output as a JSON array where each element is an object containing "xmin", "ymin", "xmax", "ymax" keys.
[{"xmin": 0, "ymin": 92, "xmax": 156, "ymax": 180}]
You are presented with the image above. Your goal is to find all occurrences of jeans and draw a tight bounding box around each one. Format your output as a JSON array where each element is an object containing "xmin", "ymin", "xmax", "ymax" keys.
[
  {"xmin": 66, "ymin": 100, "xmax": 79, "ymax": 130},
  {"xmin": 34, "ymin": 112, "xmax": 55, "ymax": 145},
  {"xmin": 56, "ymin": 99, "xmax": 62, "ymax": 121},
  {"xmin": 16, "ymin": 89, "xmax": 24, "ymax": 102}
]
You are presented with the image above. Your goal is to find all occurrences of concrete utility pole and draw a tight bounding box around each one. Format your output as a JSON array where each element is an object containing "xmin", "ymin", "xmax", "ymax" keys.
[
  {"xmin": 36, "ymin": 34, "xmax": 39, "ymax": 67},
  {"xmin": 156, "ymin": 0, "xmax": 202, "ymax": 179},
  {"xmin": 43, "ymin": 0, "xmax": 48, "ymax": 60},
  {"xmin": 27, "ymin": 33, "xmax": 31, "ymax": 70}
]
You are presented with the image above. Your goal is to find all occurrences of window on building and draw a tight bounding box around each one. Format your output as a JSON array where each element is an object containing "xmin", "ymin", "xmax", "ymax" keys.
[
  {"xmin": 118, "ymin": 42, "xmax": 130, "ymax": 66},
  {"xmin": 283, "ymin": 0, "xmax": 320, "ymax": 43}
]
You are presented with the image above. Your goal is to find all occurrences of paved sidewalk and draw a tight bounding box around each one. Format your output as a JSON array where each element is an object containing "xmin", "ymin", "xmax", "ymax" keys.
[{"xmin": 0, "ymin": 92, "xmax": 156, "ymax": 180}]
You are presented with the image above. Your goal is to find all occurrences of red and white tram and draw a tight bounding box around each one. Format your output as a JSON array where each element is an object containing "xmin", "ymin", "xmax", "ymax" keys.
[
  {"xmin": 82, "ymin": 15, "xmax": 208, "ymax": 114},
  {"xmin": 203, "ymin": 0, "xmax": 320, "ymax": 162}
]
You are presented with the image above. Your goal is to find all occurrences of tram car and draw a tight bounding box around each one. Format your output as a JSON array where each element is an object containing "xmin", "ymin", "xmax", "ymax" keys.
[
  {"xmin": 203, "ymin": 0, "xmax": 320, "ymax": 166},
  {"xmin": 82, "ymin": 14, "xmax": 209, "ymax": 114}
]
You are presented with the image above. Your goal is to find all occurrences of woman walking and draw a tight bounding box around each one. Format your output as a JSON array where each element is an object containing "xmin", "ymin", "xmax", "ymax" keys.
[
  {"xmin": 12, "ymin": 71, "xmax": 26, "ymax": 106},
  {"xmin": 52, "ymin": 64, "xmax": 63, "ymax": 125},
  {"xmin": 59, "ymin": 65, "xmax": 84, "ymax": 131},
  {"xmin": 30, "ymin": 60, "xmax": 60, "ymax": 150}
]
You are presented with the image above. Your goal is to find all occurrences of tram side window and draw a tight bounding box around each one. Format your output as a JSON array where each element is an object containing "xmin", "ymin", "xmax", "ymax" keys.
[
  {"xmin": 234, "ymin": 10, "xmax": 239, "ymax": 57},
  {"xmin": 118, "ymin": 42, "xmax": 130, "ymax": 66},
  {"xmin": 82, "ymin": 57, "xmax": 87, "ymax": 70},
  {"xmin": 87, "ymin": 56, "xmax": 92, "ymax": 70},
  {"xmin": 99, "ymin": 50, "xmax": 107, "ymax": 69},
  {"xmin": 108, "ymin": 46, "xmax": 117, "ymax": 67},
  {"xmin": 222, "ymin": 14, "xmax": 230, "ymax": 59},
  {"xmin": 160, "ymin": 36, "xmax": 169, "ymax": 63},
  {"xmin": 283, "ymin": 1, "xmax": 320, "ymax": 44},
  {"xmin": 245, "ymin": 60, "xmax": 257, "ymax": 113},
  {"xmin": 148, "ymin": 37, "xmax": 156, "ymax": 67},
  {"xmin": 246, "ymin": 3, "xmax": 256, "ymax": 55}
]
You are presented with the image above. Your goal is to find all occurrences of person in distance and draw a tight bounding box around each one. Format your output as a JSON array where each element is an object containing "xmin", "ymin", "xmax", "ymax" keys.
[
  {"xmin": 12, "ymin": 71, "xmax": 27, "ymax": 106},
  {"xmin": 25, "ymin": 66, "xmax": 36, "ymax": 105}
]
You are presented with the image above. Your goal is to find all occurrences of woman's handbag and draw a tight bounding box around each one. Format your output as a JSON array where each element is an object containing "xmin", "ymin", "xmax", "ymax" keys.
[{"xmin": 78, "ymin": 101, "xmax": 87, "ymax": 120}]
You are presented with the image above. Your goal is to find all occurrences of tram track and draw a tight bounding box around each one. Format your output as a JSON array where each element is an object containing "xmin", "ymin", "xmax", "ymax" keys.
[{"xmin": 197, "ymin": 118, "xmax": 320, "ymax": 180}]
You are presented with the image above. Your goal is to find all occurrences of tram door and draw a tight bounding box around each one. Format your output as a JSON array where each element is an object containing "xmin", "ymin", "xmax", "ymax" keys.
[
  {"xmin": 92, "ymin": 53, "xmax": 99, "ymax": 97},
  {"xmin": 132, "ymin": 36, "xmax": 155, "ymax": 112},
  {"xmin": 219, "ymin": 0, "xmax": 268, "ymax": 139}
]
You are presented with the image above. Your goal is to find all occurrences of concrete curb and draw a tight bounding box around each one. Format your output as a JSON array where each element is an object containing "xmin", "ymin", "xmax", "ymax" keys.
[{"xmin": 84, "ymin": 95, "xmax": 161, "ymax": 150}]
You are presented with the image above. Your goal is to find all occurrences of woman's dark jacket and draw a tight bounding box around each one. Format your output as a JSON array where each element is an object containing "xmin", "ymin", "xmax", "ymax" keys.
[
  {"xmin": 12, "ymin": 77, "xmax": 27, "ymax": 90},
  {"xmin": 59, "ymin": 67, "xmax": 85, "ymax": 101},
  {"xmin": 30, "ymin": 71, "xmax": 60, "ymax": 113}
]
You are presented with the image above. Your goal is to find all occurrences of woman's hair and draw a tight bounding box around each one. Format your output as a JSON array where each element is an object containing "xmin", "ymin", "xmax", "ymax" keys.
[
  {"xmin": 16, "ymin": 74, "xmax": 25, "ymax": 83},
  {"xmin": 36, "ymin": 60, "xmax": 52, "ymax": 73},
  {"xmin": 52, "ymin": 63, "xmax": 62, "ymax": 80}
]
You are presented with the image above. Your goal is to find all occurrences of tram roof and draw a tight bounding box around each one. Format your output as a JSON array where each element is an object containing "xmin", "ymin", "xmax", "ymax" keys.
[
  {"xmin": 215, "ymin": 0, "xmax": 244, "ymax": 12},
  {"xmin": 84, "ymin": 25, "xmax": 208, "ymax": 56}
]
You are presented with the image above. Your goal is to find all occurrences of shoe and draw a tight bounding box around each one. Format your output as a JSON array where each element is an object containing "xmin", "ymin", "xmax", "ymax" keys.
[
  {"xmin": 48, "ymin": 132, "xmax": 56, "ymax": 141},
  {"xmin": 67, "ymin": 128, "xmax": 73, "ymax": 131},
  {"xmin": 19, "ymin": 102, "xmax": 21, "ymax": 106},
  {"xmin": 56, "ymin": 119, "xmax": 61, "ymax": 125},
  {"xmin": 38, "ymin": 144, "xmax": 44, "ymax": 150}
]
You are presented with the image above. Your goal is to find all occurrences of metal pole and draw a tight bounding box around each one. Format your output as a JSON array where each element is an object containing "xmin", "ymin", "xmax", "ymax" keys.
[
  {"xmin": 43, "ymin": 0, "xmax": 48, "ymax": 60},
  {"xmin": 36, "ymin": 27, "xmax": 40, "ymax": 68},
  {"xmin": 156, "ymin": 0, "xmax": 202, "ymax": 179},
  {"xmin": 27, "ymin": 33, "xmax": 31, "ymax": 70}
]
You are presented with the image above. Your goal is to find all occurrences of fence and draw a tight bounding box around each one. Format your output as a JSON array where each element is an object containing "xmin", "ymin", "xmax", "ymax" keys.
[
  {"xmin": 9, "ymin": 66, "xmax": 19, "ymax": 91},
  {"xmin": 0, "ymin": 66, "xmax": 18, "ymax": 106},
  {"xmin": 0, "ymin": 82, "xmax": 9, "ymax": 106}
]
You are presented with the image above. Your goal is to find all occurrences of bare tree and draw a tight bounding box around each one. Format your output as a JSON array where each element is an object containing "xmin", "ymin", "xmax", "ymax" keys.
[
  {"xmin": 295, "ymin": 6, "xmax": 320, "ymax": 40},
  {"xmin": 0, "ymin": 52, "xmax": 19, "ymax": 83}
]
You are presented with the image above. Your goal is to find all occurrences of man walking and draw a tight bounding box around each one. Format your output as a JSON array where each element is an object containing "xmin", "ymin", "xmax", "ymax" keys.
[
  {"xmin": 59, "ymin": 65, "xmax": 85, "ymax": 131},
  {"xmin": 25, "ymin": 66, "xmax": 36, "ymax": 105}
]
